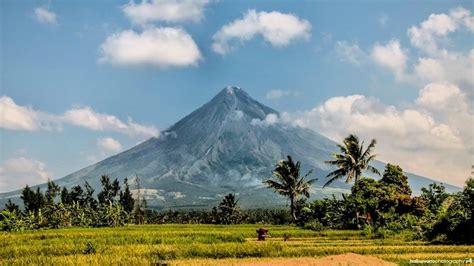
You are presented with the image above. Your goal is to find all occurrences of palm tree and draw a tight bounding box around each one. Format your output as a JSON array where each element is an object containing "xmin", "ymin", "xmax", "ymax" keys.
[
  {"xmin": 264, "ymin": 156, "xmax": 316, "ymax": 223},
  {"xmin": 324, "ymin": 134, "xmax": 380, "ymax": 188},
  {"xmin": 218, "ymin": 193, "xmax": 240, "ymax": 224}
]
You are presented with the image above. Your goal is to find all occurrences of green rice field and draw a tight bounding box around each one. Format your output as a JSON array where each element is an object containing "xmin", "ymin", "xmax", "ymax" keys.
[{"xmin": 1, "ymin": 224, "xmax": 472, "ymax": 265}]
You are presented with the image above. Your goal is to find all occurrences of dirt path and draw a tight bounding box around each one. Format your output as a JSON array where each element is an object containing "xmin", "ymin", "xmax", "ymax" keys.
[{"xmin": 171, "ymin": 253, "xmax": 398, "ymax": 265}]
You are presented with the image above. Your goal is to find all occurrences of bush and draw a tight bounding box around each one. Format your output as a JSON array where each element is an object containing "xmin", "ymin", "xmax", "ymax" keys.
[{"xmin": 303, "ymin": 221, "xmax": 325, "ymax": 231}]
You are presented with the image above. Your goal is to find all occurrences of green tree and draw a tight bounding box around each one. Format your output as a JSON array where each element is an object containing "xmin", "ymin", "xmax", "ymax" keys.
[
  {"xmin": 119, "ymin": 178, "xmax": 135, "ymax": 213},
  {"xmin": 4, "ymin": 199, "xmax": 20, "ymax": 213},
  {"xmin": 379, "ymin": 164, "xmax": 413, "ymax": 215},
  {"xmin": 83, "ymin": 181, "xmax": 98, "ymax": 210},
  {"xmin": 217, "ymin": 193, "xmax": 241, "ymax": 224},
  {"xmin": 97, "ymin": 175, "xmax": 120, "ymax": 205},
  {"xmin": 264, "ymin": 155, "xmax": 316, "ymax": 223},
  {"xmin": 60, "ymin": 187, "xmax": 70, "ymax": 205},
  {"xmin": 351, "ymin": 178, "xmax": 385, "ymax": 227},
  {"xmin": 45, "ymin": 180, "xmax": 60, "ymax": 206},
  {"xmin": 421, "ymin": 183, "xmax": 449, "ymax": 214},
  {"xmin": 324, "ymin": 134, "xmax": 380, "ymax": 187},
  {"xmin": 21, "ymin": 186, "xmax": 45, "ymax": 214},
  {"xmin": 380, "ymin": 163, "xmax": 411, "ymax": 195},
  {"xmin": 428, "ymin": 178, "xmax": 473, "ymax": 243}
]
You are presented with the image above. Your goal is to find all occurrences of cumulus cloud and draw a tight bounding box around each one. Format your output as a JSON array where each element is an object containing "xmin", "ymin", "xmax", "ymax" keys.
[
  {"xmin": 371, "ymin": 39, "xmax": 408, "ymax": 81},
  {"xmin": 0, "ymin": 96, "xmax": 40, "ymax": 131},
  {"xmin": 0, "ymin": 96, "xmax": 159, "ymax": 138},
  {"xmin": 34, "ymin": 7, "xmax": 57, "ymax": 25},
  {"xmin": 335, "ymin": 41, "xmax": 367, "ymax": 66},
  {"xmin": 416, "ymin": 83, "xmax": 466, "ymax": 111},
  {"xmin": 62, "ymin": 107, "xmax": 158, "ymax": 138},
  {"xmin": 99, "ymin": 27, "xmax": 202, "ymax": 69},
  {"xmin": 334, "ymin": 7, "xmax": 473, "ymax": 90},
  {"xmin": 408, "ymin": 7, "xmax": 474, "ymax": 54},
  {"xmin": 97, "ymin": 137, "xmax": 123, "ymax": 153},
  {"xmin": 0, "ymin": 157, "xmax": 52, "ymax": 192},
  {"xmin": 282, "ymin": 83, "xmax": 473, "ymax": 186},
  {"xmin": 212, "ymin": 9, "xmax": 311, "ymax": 54},
  {"xmin": 122, "ymin": 0, "xmax": 210, "ymax": 25},
  {"xmin": 414, "ymin": 50, "xmax": 474, "ymax": 88}
]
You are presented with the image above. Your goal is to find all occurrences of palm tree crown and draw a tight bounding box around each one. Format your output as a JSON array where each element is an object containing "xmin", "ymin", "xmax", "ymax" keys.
[
  {"xmin": 264, "ymin": 155, "xmax": 316, "ymax": 222},
  {"xmin": 324, "ymin": 134, "xmax": 380, "ymax": 187}
]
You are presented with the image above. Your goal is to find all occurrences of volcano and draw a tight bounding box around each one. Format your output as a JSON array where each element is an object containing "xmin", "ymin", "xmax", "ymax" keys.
[{"xmin": 0, "ymin": 87, "xmax": 459, "ymax": 209}]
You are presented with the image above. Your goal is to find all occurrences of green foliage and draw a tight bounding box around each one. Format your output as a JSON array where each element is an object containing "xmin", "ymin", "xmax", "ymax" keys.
[
  {"xmin": 0, "ymin": 210, "xmax": 26, "ymax": 232},
  {"xmin": 380, "ymin": 163, "xmax": 411, "ymax": 195},
  {"xmin": 21, "ymin": 185, "xmax": 45, "ymax": 214},
  {"xmin": 97, "ymin": 175, "xmax": 120, "ymax": 205},
  {"xmin": 4, "ymin": 199, "xmax": 20, "ymax": 213},
  {"xmin": 2, "ymin": 174, "xmax": 140, "ymax": 231},
  {"xmin": 421, "ymin": 182, "xmax": 449, "ymax": 215},
  {"xmin": 119, "ymin": 178, "xmax": 135, "ymax": 213},
  {"xmin": 426, "ymin": 178, "xmax": 473, "ymax": 244},
  {"xmin": 303, "ymin": 221, "xmax": 325, "ymax": 231},
  {"xmin": 264, "ymin": 155, "xmax": 316, "ymax": 222},
  {"xmin": 217, "ymin": 193, "xmax": 242, "ymax": 224},
  {"xmin": 45, "ymin": 180, "xmax": 60, "ymax": 206}
]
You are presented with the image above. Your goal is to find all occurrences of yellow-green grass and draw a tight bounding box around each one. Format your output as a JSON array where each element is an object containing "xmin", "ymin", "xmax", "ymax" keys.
[{"xmin": 1, "ymin": 224, "xmax": 472, "ymax": 265}]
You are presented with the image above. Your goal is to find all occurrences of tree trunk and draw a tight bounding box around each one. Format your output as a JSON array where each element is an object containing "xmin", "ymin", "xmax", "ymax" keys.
[
  {"xmin": 355, "ymin": 210, "xmax": 360, "ymax": 229},
  {"xmin": 290, "ymin": 196, "xmax": 297, "ymax": 223}
]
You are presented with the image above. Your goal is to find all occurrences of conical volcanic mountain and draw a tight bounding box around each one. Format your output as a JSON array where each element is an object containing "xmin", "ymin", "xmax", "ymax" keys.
[{"xmin": 0, "ymin": 87, "xmax": 459, "ymax": 209}]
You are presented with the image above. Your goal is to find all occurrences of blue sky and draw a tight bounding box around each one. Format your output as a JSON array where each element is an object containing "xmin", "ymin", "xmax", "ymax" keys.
[{"xmin": 1, "ymin": 0, "xmax": 473, "ymax": 191}]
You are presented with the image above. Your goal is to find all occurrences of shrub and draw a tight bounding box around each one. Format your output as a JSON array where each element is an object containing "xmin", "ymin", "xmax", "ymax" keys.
[{"xmin": 303, "ymin": 221, "xmax": 325, "ymax": 231}]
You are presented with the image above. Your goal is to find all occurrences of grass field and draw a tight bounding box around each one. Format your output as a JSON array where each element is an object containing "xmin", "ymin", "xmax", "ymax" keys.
[{"xmin": 1, "ymin": 224, "xmax": 472, "ymax": 265}]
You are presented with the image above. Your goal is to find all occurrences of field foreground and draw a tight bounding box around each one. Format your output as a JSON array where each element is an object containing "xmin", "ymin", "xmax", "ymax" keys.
[{"xmin": 1, "ymin": 224, "xmax": 472, "ymax": 265}]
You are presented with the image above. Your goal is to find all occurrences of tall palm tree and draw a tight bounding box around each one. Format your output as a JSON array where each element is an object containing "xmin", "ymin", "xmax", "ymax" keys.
[
  {"xmin": 264, "ymin": 156, "xmax": 316, "ymax": 222},
  {"xmin": 324, "ymin": 134, "xmax": 380, "ymax": 188}
]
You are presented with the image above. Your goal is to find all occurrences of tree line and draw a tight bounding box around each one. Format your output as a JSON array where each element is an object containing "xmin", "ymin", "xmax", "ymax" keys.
[
  {"xmin": 262, "ymin": 134, "xmax": 473, "ymax": 244},
  {"xmin": 1, "ymin": 134, "xmax": 472, "ymax": 244},
  {"xmin": 1, "ymin": 175, "xmax": 147, "ymax": 229}
]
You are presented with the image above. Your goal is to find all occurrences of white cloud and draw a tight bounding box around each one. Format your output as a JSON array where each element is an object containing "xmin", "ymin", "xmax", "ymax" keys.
[
  {"xmin": 212, "ymin": 9, "xmax": 311, "ymax": 54},
  {"xmin": 63, "ymin": 107, "xmax": 127, "ymax": 131},
  {"xmin": 122, "ymin": 0, "xmax": 210, "ymax": 25},
  {"xmin": 251, "ymin": 113, "xmax": 279, "ymax": 126},
  {"xmin": 265, "ymin": 89, "xmax": 293, "ymax": 100},
  {"xmin": 62, "ymin": 107, "xmax": 159, "ymax": 138},
  {"xmin": 97, "ymin": 137, "xmax": 123, "ymax": 153},
  {"xmin": 99, "ymin": 27, "xmax": 202, "ymax": 69},
  {"xmin": 408, "ymin": 7, "xmax": 474, "ymax": 54},
  {"xmin": 416, "ymin": 83, "xmax": 465, "ymax": 110},
  {"xmin": 34, "ymin": 7, "xmax": 57, "ymax": 25},
  {"xmin": 229, "ymin": 110, "xmax": 244, "ymax": 121},
  {"xmin": 0, "ymin": 96, "xmax": 40, "ymax": 131},
  {"xmin": 0, "ymin": 157, "xmax": 52, "ymax": 192},
  {"xmin": 0, "ymin": 96, "xmax": 159, "ymax": 138},
  {"xmin": 371, "ymin": 39, "xmax": 408, "ymax": 81},
  {"xmin": 282, "ymin": 83, "xmax": 473, "ymax": 186},
  {"xmin": 335, "ymin": 41, "xmax": 366, "ymax": 66},
  {"xmin": 414, "ymin": 50, "xmax": 474, "ymax": 88}
]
